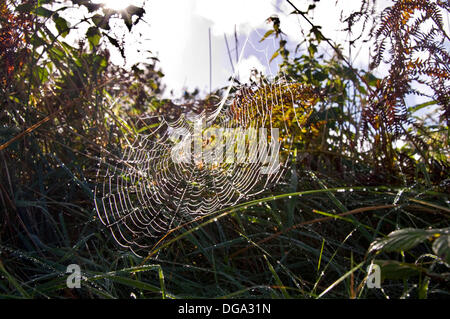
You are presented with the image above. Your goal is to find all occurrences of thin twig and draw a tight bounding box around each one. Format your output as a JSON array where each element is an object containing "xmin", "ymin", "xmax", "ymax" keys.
[{"xmin": 285, "ymin": 0, "xmax": 373, "ymax": 93}]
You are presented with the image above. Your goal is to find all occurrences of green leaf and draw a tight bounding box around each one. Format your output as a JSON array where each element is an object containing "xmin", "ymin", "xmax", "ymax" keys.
[
  {"xmin": 369, "ymin": 227, "xmax": 450, "ymax": 254},
  {"xmin": 308, "ymin": 44, "xmax": 317, "ymax": 56},
  {"xmin": 16, "ymin": 3, "xmax": 35, "ymax": 13},
  {"xmin": 106, "ymin": 35, "xmax": 125, "ymax": 58},
  {"xmin": 86, "ymin": 26, "xmax": 101, "ymax": 47},
  {"xmin": 310, "ymin": 26, "xmax": 324, "ymax": 42},
  {"xmin": 93, "ymin": 55, "xmax": 108, "ymax": 72},
  {"xmin": 137, "ymin": 123, "xmax": 161, "ymax": 133},
  {"xmin": 84, "ymin": 3, "xmax": 102, "ymax": 12},
  {"xmin": 50, "ymin": 46, "xmax": 65, "ymax": 58},
  {"xmin": 33, "ymin": 66, "xmax": 49, "ymax": 84},
  {"xmin": 358, "ymin": 85, "xmax": 367, "ymax": 95},
  {"xmin": 92, "ymin": 14, "xmax": 111, "ymax": 30},
  {"xmin": 374, "ymin": 260, "xmax": 423, "ymax": 280},
  {"xmin": 99, "ymin": 56, "xmax": 108, "ymax": 68},
  {"xmin": 122, "ymin": 16, "xmax": 133, "ymax": 31},
  {"xmin": 99, "ymin": 275, "xmax": 161, "ymax": 293},
  {"xmin": 264, "ymin": 255, "xmax": 290, "ymax": 298},
  {"xmin": 363, "ymin": 72, "xmax": 379, "ymax": 86},
  {"xmin": 0, "ymin": 261, "xmax": 30, "ymax": 298},
  {"xmin": 369, "ymin": 228, "xmax": 430, "ymax": 253},
  {"xmin": 307, "ymin": 4, "xmax": 316, "ymax": 11},
  {"xmin": 158, "ymin": 267, "xmax": 166, "ymax": 299},
  {"xmin": 53, "ymin": 16, "xmax": 70, "ymax": 37},
  {"xmin": 8, "ymin": 95, "xmax": 20, "ymax": 104},
  {"xmin": 126, "ymin": 5, "xmax": 145, "ymax": 19},
  {"xmin": 72, "ymin": 0, "xmax": 102, "ymax": 12},
  {"xmin": 34, "ymin": 6, "xmax": 53, "ymax": 18},
  {"xmin": 270, "ymin": 50, "xmax": 280, "ymax": 62},
  {"xmin": 122, "ymin": 5, "xmax": 146, "ymax": 31},
  {"xmin": 432, "ymin": 234, "xmax": 450, "ymax": 264},
  {"xmin": 30, "ymin": 36, "xmax": 46, "ymax": 48},
  {"xmin": 408, "ymin": 100, "xmax": 437, "ymax": 113},
  {"xmin": 312, "ymin": 71, "xmax": 327, "ymax": 82},
  {"xmin": 318, "ymin": 262, "xmax": 364, "ymax": 298},
  {"xmin": 259, "ymin": 29, "xmax": 274, "ymax": 43}
]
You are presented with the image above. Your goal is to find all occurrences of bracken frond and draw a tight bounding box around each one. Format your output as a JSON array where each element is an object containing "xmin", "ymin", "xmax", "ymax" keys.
[{"xmin": 365, "ymin": 0, "xmax": 450, "ymax": 135}]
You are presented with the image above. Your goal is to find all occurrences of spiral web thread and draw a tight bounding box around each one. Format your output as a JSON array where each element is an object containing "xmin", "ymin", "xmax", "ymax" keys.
[{"xmin": 94, "ymin": 35, "xmax": 321, "ymax": 254}]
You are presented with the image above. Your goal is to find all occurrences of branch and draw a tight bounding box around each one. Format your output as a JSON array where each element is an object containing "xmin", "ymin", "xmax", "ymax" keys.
[{"xmin": 285, "ymin": 0, "xmax": 373, "ymax": 94}]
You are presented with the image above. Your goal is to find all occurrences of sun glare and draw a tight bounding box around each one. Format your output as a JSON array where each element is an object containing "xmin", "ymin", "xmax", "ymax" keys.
[{"xmin": 92, "ymin": 0, "xmax": 137, "ymax": 11}]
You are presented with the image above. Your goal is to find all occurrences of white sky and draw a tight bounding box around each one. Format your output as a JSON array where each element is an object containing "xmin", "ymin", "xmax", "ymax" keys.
[
  {"xmin": 87, "ymin": 0, "xmax": 448, "ymax": 111},
  {"xmin": 105, "ymin": 0, "xmax": 378, "ymax": 98}
]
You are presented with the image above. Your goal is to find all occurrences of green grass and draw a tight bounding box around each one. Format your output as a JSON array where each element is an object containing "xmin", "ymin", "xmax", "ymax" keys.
[{"xmin": 1, "ymin": 169, "xmax": 448, "ymax": 298}]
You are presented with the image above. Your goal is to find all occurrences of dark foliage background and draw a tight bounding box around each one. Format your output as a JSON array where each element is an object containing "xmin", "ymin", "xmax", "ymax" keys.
[{"xmin": 0, "ymin": 0, "xmax": 449, "ymax": 298}]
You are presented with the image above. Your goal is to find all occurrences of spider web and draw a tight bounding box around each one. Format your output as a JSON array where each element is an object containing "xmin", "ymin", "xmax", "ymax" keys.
[{"xmin": 94, "ymin": 33, "xmax": 317, "ymax": 256}]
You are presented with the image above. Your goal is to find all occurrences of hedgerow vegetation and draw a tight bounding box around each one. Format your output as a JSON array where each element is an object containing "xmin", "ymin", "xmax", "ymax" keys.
[{"xmin": 0, "ymin": 0, "xmax": 449, "ymax": 299}]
